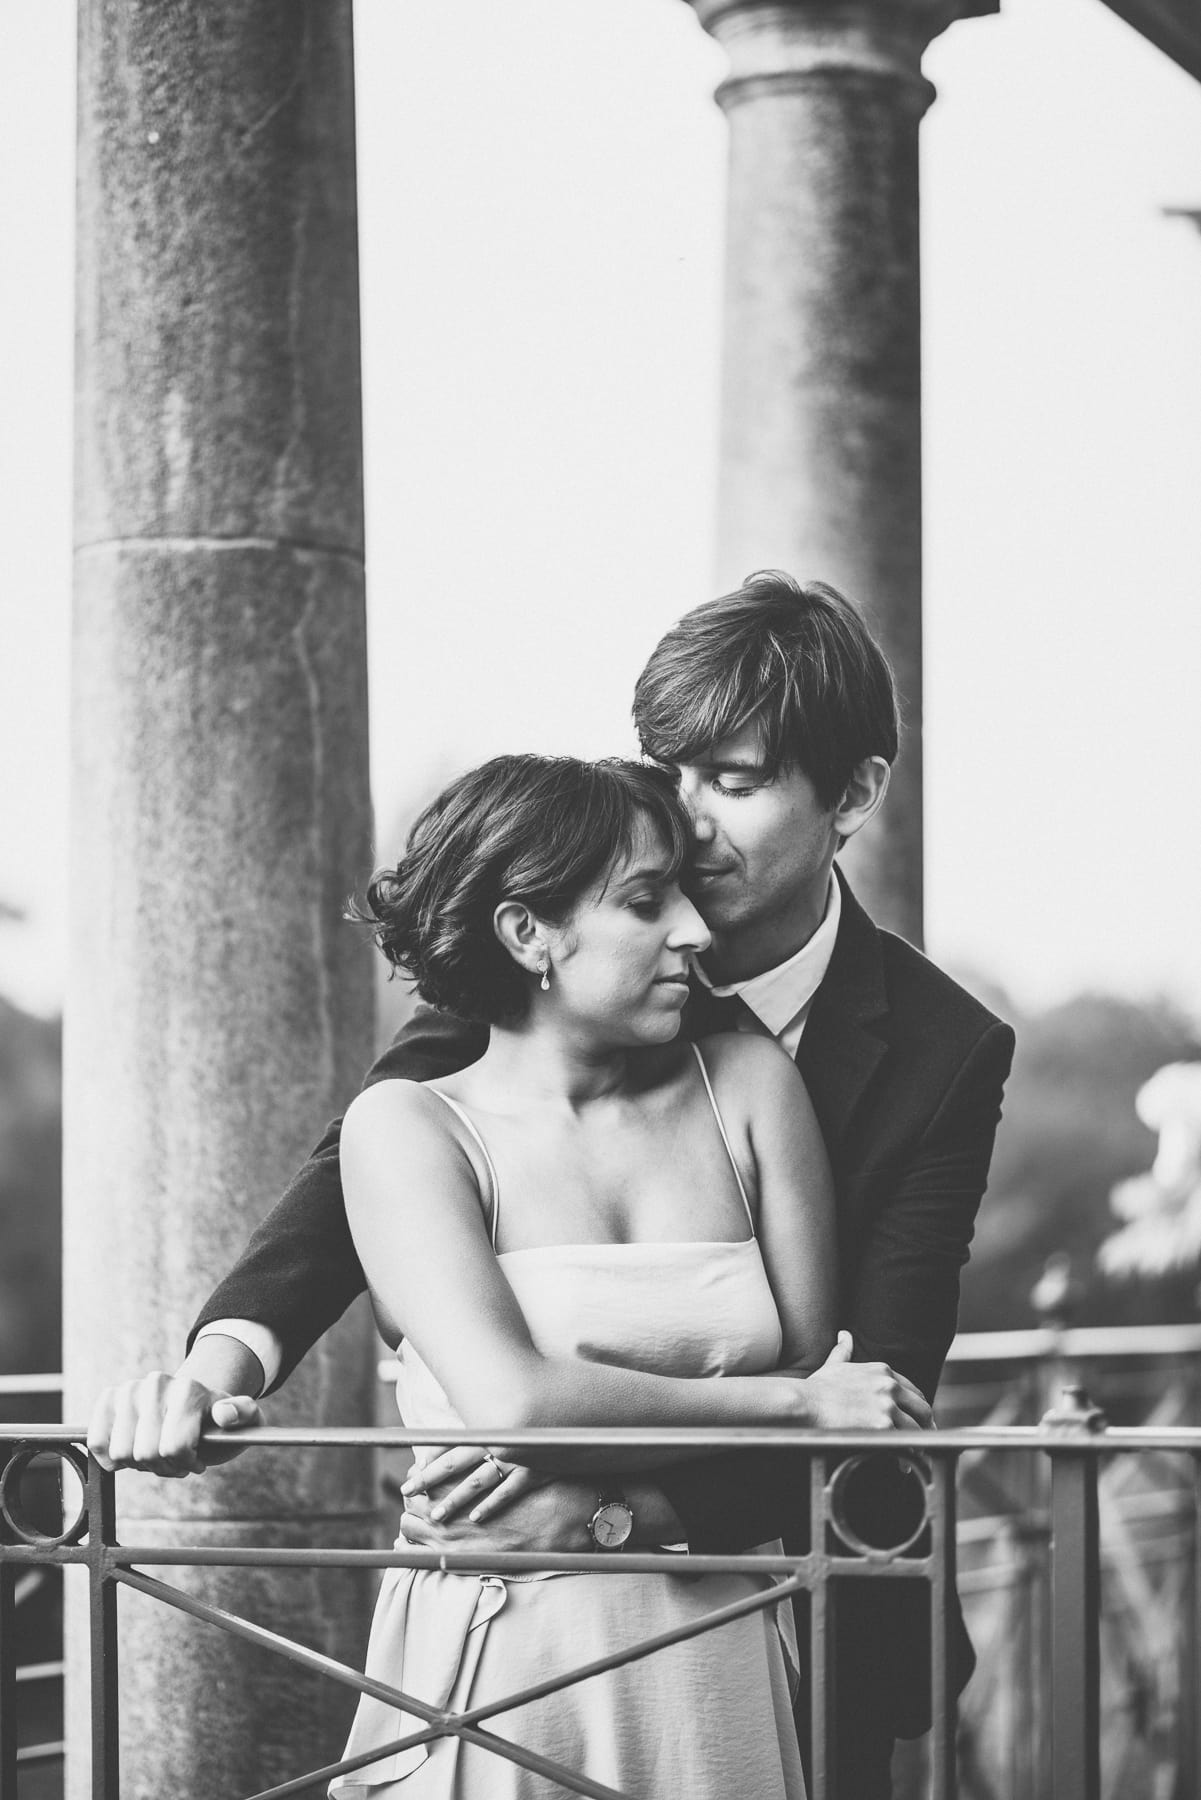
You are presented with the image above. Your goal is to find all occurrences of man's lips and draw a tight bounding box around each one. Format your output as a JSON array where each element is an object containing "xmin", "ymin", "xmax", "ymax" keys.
[{"xmin": 690, "ymin": 864, "xmax": 734, "ymax": 881}]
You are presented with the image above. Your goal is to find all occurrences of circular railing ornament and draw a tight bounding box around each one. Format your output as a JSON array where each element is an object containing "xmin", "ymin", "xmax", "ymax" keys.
[
  {"xmin": 0, "ymin": 1442, "xmax": 90, "ymax": 1547},
  {"xmin": 825, "ymin": 1451, "xmax": 932, "ymax": 1560}
]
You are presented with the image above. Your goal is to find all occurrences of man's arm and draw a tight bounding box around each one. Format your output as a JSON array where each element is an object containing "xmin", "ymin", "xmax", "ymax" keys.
[
  {"xmin": 845, "ymin": 1020, "xmax": 1016, "ymax": 1399},
  {"xmin": 188, "ymin": 1007, "xmax": 489, "ymax": 1390},
  {"xmin": 654, "ymin": 1019, "xmax": 1015, "ymax": 1552},
  {"xmin": 87, "ymin": 1008, "xmax": 491, "ymax": 1476}
]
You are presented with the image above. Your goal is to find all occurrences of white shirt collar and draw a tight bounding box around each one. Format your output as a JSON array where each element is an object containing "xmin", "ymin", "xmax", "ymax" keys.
[{"xmin": 693, "ymin": 874, "xmax": 842, "ymax": 1052}]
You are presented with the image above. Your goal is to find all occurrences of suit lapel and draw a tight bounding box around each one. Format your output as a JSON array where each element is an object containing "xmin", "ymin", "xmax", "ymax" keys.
[{"xmin": 795, "ymin": 870, "xmax": 889, "ymax": 1157}]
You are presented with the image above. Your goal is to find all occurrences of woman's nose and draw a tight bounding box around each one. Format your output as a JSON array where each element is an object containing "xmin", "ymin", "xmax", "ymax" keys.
[{"xmin": 668, "ymin": 894, "xmax": 712, "ymax": 955}]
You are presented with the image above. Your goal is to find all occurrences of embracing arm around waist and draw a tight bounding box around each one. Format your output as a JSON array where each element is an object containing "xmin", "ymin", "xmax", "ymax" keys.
[{"xmin": 340, "ymin": 1048, "xmax": 838, "ymax": 1471}]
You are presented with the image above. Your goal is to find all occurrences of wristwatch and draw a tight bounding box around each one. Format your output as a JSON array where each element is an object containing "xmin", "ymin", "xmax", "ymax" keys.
[{"xmin": 588, "ymin": 1489, "xmax": 634, "ymax": 1550}]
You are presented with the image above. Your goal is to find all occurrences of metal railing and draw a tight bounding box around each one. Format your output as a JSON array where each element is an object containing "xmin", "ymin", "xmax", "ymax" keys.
[{"xmin": 5, "ymin": 1407, "xmax": 1201, "ymax": 1800}]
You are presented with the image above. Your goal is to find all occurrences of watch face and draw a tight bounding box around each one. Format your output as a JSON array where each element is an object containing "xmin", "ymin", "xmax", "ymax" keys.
[{"xmin": 592, "ymin": 1501, "xmax": 632, "ymax": 1548}]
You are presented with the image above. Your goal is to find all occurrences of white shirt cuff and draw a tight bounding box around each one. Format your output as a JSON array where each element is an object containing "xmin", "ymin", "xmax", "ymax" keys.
[{"xmin": 195, "ymin": 1319, "xmax": 283, "ymax": 1395}]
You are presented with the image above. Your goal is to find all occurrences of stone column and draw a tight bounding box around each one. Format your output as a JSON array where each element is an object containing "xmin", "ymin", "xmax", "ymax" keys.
[
  {"xmin": 693, "ymin": 0, "xmax": 995, "ymax": 944},
  {"xmin": 66, "ymin": 5, "xmax": 376, "ymax": 1795}
]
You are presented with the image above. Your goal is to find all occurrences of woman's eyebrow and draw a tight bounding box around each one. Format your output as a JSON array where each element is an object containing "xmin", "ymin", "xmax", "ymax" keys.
[{"xmin": 610, "ymin": 863, "xmax": 673, "ymax": 891}]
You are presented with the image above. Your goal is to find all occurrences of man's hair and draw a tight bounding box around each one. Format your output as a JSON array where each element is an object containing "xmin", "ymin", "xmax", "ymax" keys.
[
  {"xmin": 352, "ymin": 754, "xmax": 690, "ymax": 1025},
  {"xmin": 633, "ymin": 570, "xmax": 900, "ymax": 811}
]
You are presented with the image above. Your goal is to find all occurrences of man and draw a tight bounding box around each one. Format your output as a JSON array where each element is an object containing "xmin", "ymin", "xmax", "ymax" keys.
[{"xmin": 90, "ymin": 571, "xmax": 1014, "ymax": 1797}]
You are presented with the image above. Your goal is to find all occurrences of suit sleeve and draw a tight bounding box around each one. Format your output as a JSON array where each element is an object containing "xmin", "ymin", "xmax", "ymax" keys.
[
  {"xmin": 657, "ymin": 1018, "xmax": 1015, "ymax": 1552},
  {"xmin": 187, "ymin": 1007, "xmax": 490, "ymax": 1391},
  {"xmin": 845, "ymin": 1019, "xmax": 1015, "ymax": 1400}
]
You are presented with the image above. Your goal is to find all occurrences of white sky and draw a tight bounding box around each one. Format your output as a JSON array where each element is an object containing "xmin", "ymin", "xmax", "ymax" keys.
[{"xmin": 1, "ymin": 0, "xmax": 1200, "ymax": 1019}]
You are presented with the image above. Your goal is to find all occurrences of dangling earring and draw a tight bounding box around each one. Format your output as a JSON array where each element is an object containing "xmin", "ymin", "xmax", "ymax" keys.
[{"xmin": 537, "ymin": 955, "xmax": 551, "ymax": 992}]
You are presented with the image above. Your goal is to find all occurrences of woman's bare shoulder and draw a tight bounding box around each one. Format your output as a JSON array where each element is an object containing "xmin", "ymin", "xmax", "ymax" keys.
[
  {"xmin": 693, "ymin": 1031, "xmax": 812, "ymax": 1127},
  {"xmin": 693, "ymin": 1030, "xmax": 800, "ymax": 1085},
  {"xmin": 343, "ymin": 1077, "xmax": 455, "ymax": 1147}
]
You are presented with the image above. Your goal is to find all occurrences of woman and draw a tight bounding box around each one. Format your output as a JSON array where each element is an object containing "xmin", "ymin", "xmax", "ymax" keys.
[{"xmin": 332, "ymin": 753, "xmax": 862, "ymax": 1799}]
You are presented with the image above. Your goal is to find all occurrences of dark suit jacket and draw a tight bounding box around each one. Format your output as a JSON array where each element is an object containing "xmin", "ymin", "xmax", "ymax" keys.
[
  {"xmin": 192, "ymin": 869, "xmax": 1014, "ymax": 1736},
  {"xmin": 662, "ymin": 871, "xmax": 1015, "ymax": 1737}
]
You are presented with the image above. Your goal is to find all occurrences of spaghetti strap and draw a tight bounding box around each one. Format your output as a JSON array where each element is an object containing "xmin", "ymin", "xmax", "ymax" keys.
[
  {"xmin": 426, "ymin": 1088, "xmax": 501, "ymax": 1246},
  {"xmin": 690, "ymin": 1043, "xmax": 756, "ymax": 1234}
]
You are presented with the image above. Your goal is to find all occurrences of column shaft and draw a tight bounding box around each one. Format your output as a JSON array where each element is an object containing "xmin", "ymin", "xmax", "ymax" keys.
[
  {"xmin": 696, "ymin": 0, "xmax": 962, "ymax": 943},
  {"xmin": 66, "ymin": 4, "xmax": 376, "ymax": 1793}
]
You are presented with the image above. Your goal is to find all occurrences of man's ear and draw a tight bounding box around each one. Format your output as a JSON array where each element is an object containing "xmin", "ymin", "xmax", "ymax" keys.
[
  {"xmin": 833, "ymin": 757, "xmax": 890, "ymax": 843},
  {"xmin": 493, "ymin": 900, "xmax": 545, "ymax": 976}
]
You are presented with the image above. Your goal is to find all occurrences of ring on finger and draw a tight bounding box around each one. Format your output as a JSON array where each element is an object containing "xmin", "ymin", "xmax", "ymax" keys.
[{"xmin": 482, "ymin": 1452, "xmax": 506, "ymax": 1480}]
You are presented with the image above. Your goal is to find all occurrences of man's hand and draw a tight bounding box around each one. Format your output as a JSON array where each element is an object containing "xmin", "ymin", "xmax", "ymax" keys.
[
  {"xmin": 800, "ymin": 1331, "xmax": 933, "ymax": 1431},
  {"xmin": 87, "ymin": 1371, "xmax": 264, "ymax": 1476},
  {"xmin": 399, "ymin": 1475, "xmax": 597, "ymax": 1556}
]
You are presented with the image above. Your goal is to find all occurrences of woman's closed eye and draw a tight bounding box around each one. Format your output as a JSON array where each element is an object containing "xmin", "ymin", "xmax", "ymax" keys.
[{"xmin": 628, "ymin": 895, "xmax": 665, "ymax": 920}]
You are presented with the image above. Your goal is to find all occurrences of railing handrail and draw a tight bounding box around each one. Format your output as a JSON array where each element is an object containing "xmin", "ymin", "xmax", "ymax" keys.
[
  {"xmin": 6, "ymin": 1421, "xmax": 1201, "ymax": 1454},
  {"xmin": 0, "ymin": 1372, "xmax": 65, "ymax": 1395},
  {"xmin": 944, "ymin": 1322, "xmax": 1201, "ymax": 1361}
]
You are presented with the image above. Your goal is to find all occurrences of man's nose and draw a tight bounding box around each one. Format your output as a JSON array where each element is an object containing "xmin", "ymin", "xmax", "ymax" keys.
[{"xmin": 678, "ymin": 780, "xmax": 716, "ymax": 843}]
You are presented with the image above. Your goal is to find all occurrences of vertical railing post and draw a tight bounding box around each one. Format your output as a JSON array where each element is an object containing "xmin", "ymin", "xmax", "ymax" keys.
[
  {"xmin": 87, "ymin": 1456, "xmax": 119, "ymax": 1800},
  {"xmin": 808, "ymin": 1453, "xmax": 834, "ymax": 1800},
  {"xmin": 1043, "ymin": 1386, "xmax": 1106, "ymax": 1800},
  {"xmin": 0, "ymin": 1558, "xmax": 17, "ymax": 1795},
  {"xmin": 1188, "ymin": 1454, "xmax": 1201, "ymax": 1799},
  {"xmin": 928, "ymin": 1453, "xmax": 959, "ymax": 1800}
]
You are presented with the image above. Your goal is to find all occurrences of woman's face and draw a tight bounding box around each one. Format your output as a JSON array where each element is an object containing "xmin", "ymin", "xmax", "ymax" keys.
[{"xmin": 543, "ymin": 815, "xmax": 711, "ymax": 1045}]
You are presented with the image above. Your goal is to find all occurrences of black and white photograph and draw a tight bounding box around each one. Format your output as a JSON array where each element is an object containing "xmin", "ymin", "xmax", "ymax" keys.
[{"xmin": 2, "ymin": 3, "xmax": 1201, "ymax": 1796}]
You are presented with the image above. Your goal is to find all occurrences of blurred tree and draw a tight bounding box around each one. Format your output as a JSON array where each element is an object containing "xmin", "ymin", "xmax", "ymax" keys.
[
  {"xmin": 958, "ymin": 989, "xmax": 1201, "ymax": 1331},
  {"xmin": 1099, "ymin": 1062, "xmax": 1201, "ymax": 1279},
  {"xmin": 0, "ymin": 994, "xmax": 61, "ymax": 1371}
]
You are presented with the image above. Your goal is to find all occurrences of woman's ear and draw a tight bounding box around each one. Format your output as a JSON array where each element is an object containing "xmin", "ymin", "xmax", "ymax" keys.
[
  {"xmin": 833, "ymin": 756, "xmax": 890, "ymax": 843},
  {"xmin": 493, "ymin": 900, "xmax": 545, "ymax": 975}
]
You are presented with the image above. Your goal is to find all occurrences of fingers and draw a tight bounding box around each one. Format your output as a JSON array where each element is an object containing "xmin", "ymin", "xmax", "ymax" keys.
[
  {"xmin": 894, "ymin": 1383, "xmax": 934, "ymax": 1429},
  {"xmin": 132, "ymin": 1372, "xmax": 180, "ymax": 1467},
  {"xmin": 810, "ymin": 1357, "xmax": 934, "ymax": 1433},
  {"xmin": 207, "ymin": 1395, "xmax": 262, "ymax": 1431},
  {"xmin": 398, "ymin": 1505, "xmax": 435, "ymax": 1547},
  {"xmin": 199, "ymin": 1394, "xmax": 264, "ymax": 1465},
  {"xmin": 85, "ymin": 1373, "xmax": 258, "ymax": 1478},
  {"xmin": 467, "ymin": 1463, "xmax": 539, "ymax": 1524},
  {"xmin": 87, "ymin": 1373, "xmax": 192, "ymax": 1476},
  {"xmin": 822, "ymin": 1330, "xmax": 855, "ymax": 1367},
  {"xmin": 402, "ymin": 1443, "xmax": 490, "ymax": 1499},
  {"xmin": 427, "ymin": 1452, "xmax": 516, "ymax": 1524},
  {"xmin": 398, "ymin": 1491, "xmax": 461, "ymax": 1549},
  {"xmin": 865, "ymin": 1364, "xmax": 932, "ymax": 1430},
  {"xmin": 86, "ymin": 1387, "xmax": 120, "ymax": 1473}
]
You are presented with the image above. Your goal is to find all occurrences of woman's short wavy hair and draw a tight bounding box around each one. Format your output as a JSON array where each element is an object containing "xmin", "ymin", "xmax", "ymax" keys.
[{"xmin": 354, "ymin": 754, "xmax": 691, "ymax": 1025}]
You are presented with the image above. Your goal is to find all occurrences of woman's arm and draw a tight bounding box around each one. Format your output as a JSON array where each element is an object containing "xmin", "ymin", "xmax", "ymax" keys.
[
  {"xmin": 702, "ymin": 1032, "xmax": 840, "ymax": 1373},
  {"xmin": 341, "ymin": 1079, "xmax": 814, "ymax": 1466}
]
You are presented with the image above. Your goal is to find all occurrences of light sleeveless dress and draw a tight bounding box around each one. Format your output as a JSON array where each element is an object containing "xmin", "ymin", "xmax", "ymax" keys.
[{"xmin": 331, "ymin": 1046, "xmax": 807, "ymax": 1800}]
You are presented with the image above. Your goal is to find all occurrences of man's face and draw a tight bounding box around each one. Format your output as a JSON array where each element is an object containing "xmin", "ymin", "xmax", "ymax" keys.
[{"xmin": 670, "ymin": 722, "xmax": 839, "ymax": 980}]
